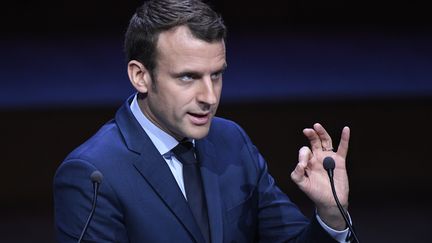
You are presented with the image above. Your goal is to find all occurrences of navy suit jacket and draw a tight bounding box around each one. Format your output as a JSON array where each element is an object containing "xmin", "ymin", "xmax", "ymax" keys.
[{"xmin": 54, "ymin": 97, "xmax": 338, "ymax": 243}]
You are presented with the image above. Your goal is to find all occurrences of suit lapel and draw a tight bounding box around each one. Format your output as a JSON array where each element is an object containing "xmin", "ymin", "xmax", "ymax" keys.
[
  {"xmin": 115, "ymin": 98, "xmax": 205, "ymax": 243},
  {"xmin": 196, "ymin": 139, "xmax": 223, "ymax": 243},
  {"xmin": 132, "ymin": 151, "xmax": 205, "ymax": 243}
]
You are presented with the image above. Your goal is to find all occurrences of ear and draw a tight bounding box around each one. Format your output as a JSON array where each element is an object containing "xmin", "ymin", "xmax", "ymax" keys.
[{"xmin": 127, "ymin": 60, "xmax": 152, "ymax": 93}]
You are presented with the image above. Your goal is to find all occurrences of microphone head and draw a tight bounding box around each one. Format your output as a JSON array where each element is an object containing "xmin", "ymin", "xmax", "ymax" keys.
[
  {"xmin": 90, "ymin": 170, "xmax": 103, "ymax": 184},
  {"xmin": 323, "ymin": 157, "xmax": 336, "ymax": 171}
]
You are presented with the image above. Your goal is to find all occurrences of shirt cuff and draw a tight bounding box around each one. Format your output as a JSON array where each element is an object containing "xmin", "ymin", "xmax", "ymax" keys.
[{"xmin": 316, "ymin": 212, "xmax": 351, "ymax": 242}]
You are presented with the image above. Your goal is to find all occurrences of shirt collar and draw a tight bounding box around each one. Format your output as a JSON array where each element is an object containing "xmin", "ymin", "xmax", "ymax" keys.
[{"xmin": 130, "ymin": 93, "xmax": 179, "ymax": 156}]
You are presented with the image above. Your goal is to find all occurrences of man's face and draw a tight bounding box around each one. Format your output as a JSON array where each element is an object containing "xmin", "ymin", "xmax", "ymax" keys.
[{"xmin": 140, "ymin": 25, "xmax": 226, "ymax": 140}]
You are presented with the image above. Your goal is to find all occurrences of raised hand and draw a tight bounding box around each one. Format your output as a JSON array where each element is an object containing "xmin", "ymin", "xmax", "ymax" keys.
[{"xmin": 290, "ymin": 123, "xmax": 350, "ymax": 230}]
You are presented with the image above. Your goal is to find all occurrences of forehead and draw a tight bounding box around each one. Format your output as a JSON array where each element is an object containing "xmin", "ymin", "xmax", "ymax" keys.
[{"xmin": 155, "ymin": 26, "xmax": 226, "ymax": 72}]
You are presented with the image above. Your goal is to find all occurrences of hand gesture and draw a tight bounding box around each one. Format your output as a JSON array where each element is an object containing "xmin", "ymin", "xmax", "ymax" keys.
[{"xmin": 291, "ymin": 123, "xmax": 350, "ymax": 230}]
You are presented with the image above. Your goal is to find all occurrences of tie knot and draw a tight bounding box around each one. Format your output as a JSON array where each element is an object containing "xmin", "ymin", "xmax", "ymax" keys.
[{"xmin": 172, "ymin": 141, "xmax": 197, "ymax": 165}]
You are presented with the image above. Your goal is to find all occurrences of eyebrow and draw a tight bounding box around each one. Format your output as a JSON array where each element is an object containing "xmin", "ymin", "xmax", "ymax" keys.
[
  {"xmin": 173, "ymin": 63, "xmax": 228, "ymax": 78},
  {"xmin": 218, "ymin": 63, "xmax": 228, "ymax": 73}
]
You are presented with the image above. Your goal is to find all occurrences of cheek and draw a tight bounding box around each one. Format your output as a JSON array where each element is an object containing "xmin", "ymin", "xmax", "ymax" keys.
[
  {"xmin": 215, "ymin": 82, "xmax": 223, "ymax": 97},
  {"xmin": 168, "ymin": 96, "xmax": 189, "ymax": 118},
  {"xmin": 177, "ymin": 90, "xmax": 198, "ymax": 106}
]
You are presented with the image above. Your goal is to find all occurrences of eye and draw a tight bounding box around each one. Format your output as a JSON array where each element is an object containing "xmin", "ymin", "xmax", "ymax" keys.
[
  {"xmin": 179, "ymin": 74, "xmax": 194, "ymax": 82},
  {"xmin": 211, "ymin": 71, "xmax": 223, "ymax": 81}
]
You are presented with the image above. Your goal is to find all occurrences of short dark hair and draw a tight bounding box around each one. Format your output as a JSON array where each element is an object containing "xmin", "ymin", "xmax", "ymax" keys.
[{"xmin": 124, "ymin": 0, "xmax": 227, "ymax": 74}]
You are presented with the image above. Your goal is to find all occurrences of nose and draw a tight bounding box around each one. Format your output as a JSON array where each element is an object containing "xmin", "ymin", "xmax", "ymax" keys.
[{"xmin": 197, "ymin": 77, "xmax": 219, "ymax": 106}]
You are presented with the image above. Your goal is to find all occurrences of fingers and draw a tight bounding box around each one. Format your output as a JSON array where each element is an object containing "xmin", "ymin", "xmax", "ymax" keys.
[
  {"xmin": 303, "ymin": 128, "xmax": 322, "ymax": 152},
  {"xmin": 291, "ymin": 146, "xmax": 312, "ymax": 184},
  {"xmin": 314, "ymin": 123, "xmax": 333, "ymax": 151},
  {"xmin": 303, "ymin": 123, "xmax": 333, "ymax": 152},
  {"xmin": 336, "ymin": 126, "xmax": 350, "ymax": 158},
  {"xmin": 303, "ymin": 123, "xmax": 350, "ymax": 159}
]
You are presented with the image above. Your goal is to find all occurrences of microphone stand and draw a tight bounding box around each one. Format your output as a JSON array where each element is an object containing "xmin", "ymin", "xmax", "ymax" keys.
[
  {"xmin": 323, "ymin": 157, "xmax": 360, "ymax": 243},
  {"xmin": 77, "ymin": 171, "xmax": 103, "ymax": 243}
]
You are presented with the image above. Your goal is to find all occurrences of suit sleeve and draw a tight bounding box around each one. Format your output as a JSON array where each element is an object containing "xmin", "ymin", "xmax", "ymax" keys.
[
  {"xmin": 53, "ymin": 159, "xmax": 128, "ymax": 243},
  {"xmin": 234, "ymin": 123, "xmax": 338, "ymax": 243}
]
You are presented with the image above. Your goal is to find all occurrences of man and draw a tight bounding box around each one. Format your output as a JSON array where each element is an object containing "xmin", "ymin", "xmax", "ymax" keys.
[{"xmin": 54, "ymin": 0, "xmax": 354, "ymax": 242}]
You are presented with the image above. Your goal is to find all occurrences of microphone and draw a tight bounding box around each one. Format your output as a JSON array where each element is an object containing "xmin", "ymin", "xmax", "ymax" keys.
[
  {"xmin": 77, "ymin": 170, "xmax": 103, "ymax": 243},
  {"xmin": 323, "ymin": 157, "xmax": 360, "ymax": 243}
]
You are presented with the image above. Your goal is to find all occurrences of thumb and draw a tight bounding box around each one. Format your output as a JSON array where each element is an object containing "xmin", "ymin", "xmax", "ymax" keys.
[{"xmin": 291, "ymin": 146, "xmax": 311, "ymax": 185}]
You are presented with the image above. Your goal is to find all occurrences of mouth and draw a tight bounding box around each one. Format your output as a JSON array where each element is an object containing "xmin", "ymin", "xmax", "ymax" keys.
[{"xmin": 187, "ymin": 112, "xmax": 211, "ymax": 125}]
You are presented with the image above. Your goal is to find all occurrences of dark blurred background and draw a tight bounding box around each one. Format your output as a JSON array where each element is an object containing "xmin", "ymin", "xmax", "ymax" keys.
[{"xmin": 1, "ymin": 0, "xmax": 431, "ymax": 242}]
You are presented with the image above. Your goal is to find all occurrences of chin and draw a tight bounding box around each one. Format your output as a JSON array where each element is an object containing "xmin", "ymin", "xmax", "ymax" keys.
[{"xmin": 186, "ymin": 126, "xmax": 211, "ymax": 140}]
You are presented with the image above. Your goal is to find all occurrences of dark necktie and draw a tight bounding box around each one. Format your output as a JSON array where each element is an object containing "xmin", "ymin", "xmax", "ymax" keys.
[{"xmin": 172, "ymin": 141, "xmax": 210, "ymax": 243}]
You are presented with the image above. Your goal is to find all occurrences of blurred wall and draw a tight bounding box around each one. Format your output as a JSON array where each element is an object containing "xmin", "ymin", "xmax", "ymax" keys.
[{"xmin": 1, "ymin": 1, "xmax": 431, "ymax": 242}]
